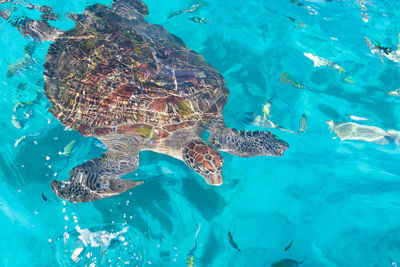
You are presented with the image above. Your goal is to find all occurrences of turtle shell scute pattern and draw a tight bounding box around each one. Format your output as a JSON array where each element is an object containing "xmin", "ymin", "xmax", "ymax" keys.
[{"xmin": 44, "ymin": 4, "xmax": 229, "ymax": 137}]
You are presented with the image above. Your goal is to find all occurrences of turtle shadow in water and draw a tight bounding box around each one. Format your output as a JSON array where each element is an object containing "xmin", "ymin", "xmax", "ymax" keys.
[
  {"xmin": 200, "ymin": 229, "xmax": 221, "ymax": 266},
  {"xmin": 318, "ymin": 103, "xmax": 344, "ymax": 121},
  {"xmin": 182, "ymin": 177, "xmax": 227, "ymax": 221}
]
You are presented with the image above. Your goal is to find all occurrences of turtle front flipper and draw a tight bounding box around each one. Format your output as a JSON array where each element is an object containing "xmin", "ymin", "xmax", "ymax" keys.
[
  {"xmin": 208, "ymin": 128, "xmax": 289, "ymax": 158},
  {"xmin": 112, "ymin": 0, "xmax": 149, "ymax": 20},
  {"xmin": 182, "ymin": 140, "xmax": 224, "ymax": 185},
  {"xmin": 51, "ymin": 150, "xmax": 143, "ymax": 203}
]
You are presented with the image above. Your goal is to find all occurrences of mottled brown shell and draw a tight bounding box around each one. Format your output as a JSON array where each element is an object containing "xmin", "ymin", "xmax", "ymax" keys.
[{"xmin": 44, "ymin": 4, "xmax": 228, "ymax": 138}]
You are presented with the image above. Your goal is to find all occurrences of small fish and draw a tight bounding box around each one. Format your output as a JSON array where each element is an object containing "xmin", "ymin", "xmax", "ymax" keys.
[
  {"xmin": 286, "ymin": 16, "xmax": 296, "ymax": 23},
  {"xmin": 296, "ymin": 21, "xmax": 306, "ymax": 29},
  {"xmin": 14, "ymin": 135, "xmax": 27, "ymax": 147},
  {"xmin": 280, "ymin": 73, "xmax": 305, "ymax": 89},
  {"xmin": 326, "ymin": 120, "xmax": 390, "ymax": 145},
  {"xmin": 11, "ymin": 115, "xmax": 22, "ymax": 129},
  {"xmin": 346, "ymin": 114, "xmax": 369, "ymax": 121},
  {"xmin": 187, "ymin": 223, "xmax": 201, "ymax": 267},
  {"xmin": 344, "ymin": 75, "xmax": 355, "ymax": 83},
  {"xmin": 263, "ymin": 102, "xmax": 271, "ymax": 119},
  {"xmin": 270, "ymin": 257, "xmax": 306, "ymax": 267},
  {"xmin": 41, "ymin": 193, "xmax": 48, "ymax": 202},
  {"xmin": 253, "ymin": 116, "xmax": 295, "ymax": 133},
  {"xmin": 7, "ymin": 57, "xmax": 35, "ymax": 78},
  {"xmin": 262, "ymin": 94, "xmax": 276, "ymax": 119},
  {"xmin": 228, "ymin": 232, "xmax": 240, "ymax": 251},
  {"xmin": 13, "ymin": 100, "xmax": 34, "ymax": 112},
  {"xmin": 290, "ymin": 0, "xmax": 317, "ymax": 15},
  {"xmin": 364, "ymin": 36, "xmax": 400, "ymax": 64},
  {"xmin": 168, "ymin": 9, "xmax": 185, "ymax": 18},
  {"xmin": 189, "ymin": 17, "xmax": 210, "ymax": 24},
  {"xmin": 24, "ymin": 42, "xmax": 36, "ymax": 57},
  {"xmin": 187, "ymin": 255, "xmax": 195, "ymax": 267},
  {"xmin": 298, "ymin": 114, "xmax": 307, "ymax": 134},
  {"xmin": 168, "ymin": 1, "xmax": 204, "ymax": 19},
  {"xmin": 284, "ymin": 240, "xmax": 294, "ymax": 251},
  {"xmin": 286, "ymin": 16, "xmax": 306, "ymax": 29},
  {"xmin": 388, "ymin": 88, "xmax": 400, "ymax": 97},
  {"xmin": 304, "ymin": 52, "xmax": 345, "ymax": 75},
  {"xmin": 60, "ymin": 140, "xmax": 76, "ymax": 157},
  {"xmin": 290, "ymin": 0, "xmax": 304, "ymax": 7}
]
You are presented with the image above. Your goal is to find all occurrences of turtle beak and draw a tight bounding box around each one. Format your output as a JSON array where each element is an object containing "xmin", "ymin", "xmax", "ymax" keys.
[{"xmin": 204, "ymin": 171, "xmax": 223, "ymax": 186}]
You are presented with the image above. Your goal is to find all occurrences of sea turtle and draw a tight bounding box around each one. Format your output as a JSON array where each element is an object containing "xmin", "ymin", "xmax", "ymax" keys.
[{"xmin": 1, "ymin": 0, "xmax": 289, "ymax": 203}]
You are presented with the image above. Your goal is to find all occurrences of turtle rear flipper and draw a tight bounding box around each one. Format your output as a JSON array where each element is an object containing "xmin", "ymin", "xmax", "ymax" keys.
[
  {"xmin": 51, "ymin": 148, "xmax": 143, "ymax": 203},
  {"xmin": 0, "ymin": 11, "xmax": 61, "ymax": 41},
  {"xmin": 112, "ymin": 0, "xmax": 149, "ymax": 20}
]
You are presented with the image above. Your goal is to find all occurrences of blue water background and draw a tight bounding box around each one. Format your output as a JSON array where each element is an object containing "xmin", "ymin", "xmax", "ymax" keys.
[{"xmin": 1, "ymin": 0, "xmax": 400, "ymax": 266}]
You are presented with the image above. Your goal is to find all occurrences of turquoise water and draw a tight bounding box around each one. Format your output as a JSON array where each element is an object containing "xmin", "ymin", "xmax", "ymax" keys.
[{"xmin": 1, "ymin": 0, "xmax": 400, "ymax": 266}]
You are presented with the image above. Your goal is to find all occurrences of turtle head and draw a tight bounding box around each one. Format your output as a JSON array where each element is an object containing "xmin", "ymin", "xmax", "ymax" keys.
[
  {"xmin": 182, "ymin": 140, "xmax": 224, "ymax": 185},
  {"xmin": 209, "ymin": 128, "xmax": 289, "ymax": 157}
]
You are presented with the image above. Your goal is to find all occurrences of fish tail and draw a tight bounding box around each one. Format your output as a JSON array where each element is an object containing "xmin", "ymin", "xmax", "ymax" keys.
[
  {"xmin": 344, "ymin": 75, "xmax": 355, "ymax": 83},
  {"xmin": 364, "ymin": 37, "xmax": 373, "ymax": 50}
]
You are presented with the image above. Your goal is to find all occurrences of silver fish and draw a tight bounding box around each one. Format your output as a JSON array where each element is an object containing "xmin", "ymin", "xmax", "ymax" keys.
[
  {"xmin": 388, "ymin": 88, "xmax": 400, "ymax": 97},
  {"xmin": 326, "ymin": 120, "xmax": 390, "ymax": 145},
  {"xmin": 364, "ymin": 35, "xmax": 400, "ymax": 64},
  {"xmin": 304, "ymin": 52, "xmax": 344, "ymax": 74},
  {"xmin": 298, "ymin": 114, "xmax": 307, "ymax": 134}
]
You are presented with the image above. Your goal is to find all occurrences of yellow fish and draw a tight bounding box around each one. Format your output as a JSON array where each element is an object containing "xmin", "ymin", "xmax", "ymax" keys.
[
  {"xmin": 189, "ymin": 17, "xmax": 210, "ymax": 24},
  {"xmin": 280, "ymin": 73, "xmax": 305, "ymax": 89}
]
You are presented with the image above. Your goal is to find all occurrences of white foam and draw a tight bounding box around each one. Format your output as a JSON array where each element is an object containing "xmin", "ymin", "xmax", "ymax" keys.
[{"xmin": 75, "ymin": 225, "xmax": 128, "ymax": 248}]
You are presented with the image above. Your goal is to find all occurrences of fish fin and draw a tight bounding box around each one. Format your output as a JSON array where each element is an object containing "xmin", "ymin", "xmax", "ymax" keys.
[
  {"xmin": 338, "ymin": 67, "xmax": 345, "ymax": 76},
  {"xmin": 297, "ymin": 22, "xmax": 306, "ymax": 29},
  {"xmin": 364, "ymin": 37, "xmax": 373, "ymax": 49},
  {"xmin": 276, "ymin": 125, "xmax": 294, "ymax": 133}
]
